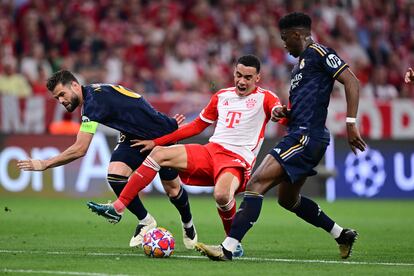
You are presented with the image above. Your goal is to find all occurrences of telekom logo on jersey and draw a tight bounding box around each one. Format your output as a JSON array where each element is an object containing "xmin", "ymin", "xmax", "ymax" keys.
[{"xmin": 225, "ymin": 111, "xmax": 242, "ymax": 128}]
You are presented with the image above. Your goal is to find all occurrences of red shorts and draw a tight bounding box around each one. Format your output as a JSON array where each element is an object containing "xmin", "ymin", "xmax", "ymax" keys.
[{"xmin": 179, "ymin": 142, "xmax": 251, "ymax": 194}]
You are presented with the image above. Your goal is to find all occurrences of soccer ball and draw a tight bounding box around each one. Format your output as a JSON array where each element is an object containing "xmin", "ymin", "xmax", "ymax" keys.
[{"xmin": 142, "ymin": 227, "xmax": 175, "ymax": 258}]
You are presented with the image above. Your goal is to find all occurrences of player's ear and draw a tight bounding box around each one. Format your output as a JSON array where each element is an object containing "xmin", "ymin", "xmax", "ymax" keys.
[
  {"xmin": 71, "ymin": 81, "xmax": 80, "ymax": 90},
  {"xmin": 255, "ymin": 73, "xmax": 261, "ymax": 83}
]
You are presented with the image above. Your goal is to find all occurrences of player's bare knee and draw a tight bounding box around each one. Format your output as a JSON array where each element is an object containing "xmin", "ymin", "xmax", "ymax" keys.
[
  {"xmin": 149, "ymin": 146, "xmax": 167, "ymax": 164},
  {"xmin": 213, "ymin": 190, "xmax": 231, "ymax": 206},
  {"xmin": 162, "ymin": 180, "xmax": 181, "ymax": 197}
]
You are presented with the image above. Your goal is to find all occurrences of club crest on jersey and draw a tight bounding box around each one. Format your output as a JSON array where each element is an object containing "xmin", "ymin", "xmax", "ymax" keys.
[
  {"xmin": 299, "ymin": 58, "xmax": 305, "ymax": 69},
  {"xmin": 246, "ymin": 98, "xmax": 257, "ymax": 108}
]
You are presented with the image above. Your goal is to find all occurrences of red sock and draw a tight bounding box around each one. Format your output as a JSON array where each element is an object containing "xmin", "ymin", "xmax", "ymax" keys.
[
  {"xmin": 118, "ymin": 157, "xmax": 160, "ymax": 207},
  {"xmin": 217, "ymin": 199, "xmax": 236, "ymax": 235}
]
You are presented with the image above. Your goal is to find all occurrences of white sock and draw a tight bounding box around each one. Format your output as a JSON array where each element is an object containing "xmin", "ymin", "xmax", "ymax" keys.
[
  {"xmin": 330, "ymin": 223, "xmax": 343, "ymax": 239},
  {"xmin": 182, "ymin": 219, "xmax": 193, "ymax": 229},
  {"xmin": 140, "ymin": 213, "xmax": 154, "ymax": 225},
  {"xmin": 222, "ymin": 237, "xmax": 239, "ymax": 253}
]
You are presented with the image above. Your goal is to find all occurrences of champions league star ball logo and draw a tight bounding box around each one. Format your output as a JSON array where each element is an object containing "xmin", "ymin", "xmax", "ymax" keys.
[{"xmin": 344, "ymin": 148, "xmax": 386, "ymax": 197}]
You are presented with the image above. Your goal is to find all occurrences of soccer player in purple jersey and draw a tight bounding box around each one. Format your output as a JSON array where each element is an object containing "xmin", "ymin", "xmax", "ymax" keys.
[{"xmin": 195, "ymin": 12, "xmax": 367, "ymax": 261}]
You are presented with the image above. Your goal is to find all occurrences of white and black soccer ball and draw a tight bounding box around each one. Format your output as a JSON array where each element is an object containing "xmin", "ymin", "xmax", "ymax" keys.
[{"xmin": 344, "ymin": 148, "xmax": 386, "ymax": 197}]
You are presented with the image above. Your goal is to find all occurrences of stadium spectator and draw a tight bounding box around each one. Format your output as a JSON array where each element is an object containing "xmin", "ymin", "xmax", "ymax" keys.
[
  {"xmin": 0, "ymin": 56, "xmax": 32, "ymax": 97},
  {"xmin": 362, "ymin": 66, "xmax": 399, "ymax": 99},
  {"xmin": 20, "ymin": 42, "xmax": 52, "ymax": 85}
]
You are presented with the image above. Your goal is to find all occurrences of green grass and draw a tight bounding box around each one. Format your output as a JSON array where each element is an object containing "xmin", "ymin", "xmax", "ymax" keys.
[{"xmin": 1, "ymin": 196, "xmax": 413, "ymax": 275}]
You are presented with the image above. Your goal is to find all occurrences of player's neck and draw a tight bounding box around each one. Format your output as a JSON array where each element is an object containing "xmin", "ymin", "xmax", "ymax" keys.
[{"xmin": 304, "ymin": 36, "xmax": 314, "ymax": 49}]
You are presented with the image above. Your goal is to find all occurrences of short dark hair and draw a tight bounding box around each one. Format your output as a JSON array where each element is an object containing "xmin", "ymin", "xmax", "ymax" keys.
[
  {"xmin": 236, "ymin": 55, "xmax": 261, "ymax": 73},
  {"xmin": 46, "ymin": 70, "xmax": 79, "ymax": 91},
  {"xmin": 278, "ymin": 12, "xmax": 312, "ymax": 30}
]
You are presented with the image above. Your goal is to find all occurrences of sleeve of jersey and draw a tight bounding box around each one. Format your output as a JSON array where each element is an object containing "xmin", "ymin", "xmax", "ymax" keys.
[
  {"xmin": 320, "ymin": 49, "xmax": 349, "ymax": 79},
  {"xmin": 154, "ymin": 117, "xmax": 211, "ymax": 146},
  {"xmin": 264, "ymin": 91, "xmax": 288, "ymax": 126},
  {"xmin": 199, "ymin": 93, "xmax": 219, "ymax": 123}
]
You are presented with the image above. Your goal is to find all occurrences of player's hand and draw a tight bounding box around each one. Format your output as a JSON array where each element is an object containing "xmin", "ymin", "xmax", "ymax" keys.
[
  {"xmin": 404, "ymin": 68, "xmax": 414, "ymax": 83},
  {"xmin": 17, "ymin": 159, "xmax": 47, "ymax": 171},
  {"xmin": 173, "ymin": 114, "xmax": 186, "ymax": 126},
  {"xmin": 271, "ymin": 105, "xmax": 290, "ymax": 122},
  {"xmin": 346, "ymin": 123, "xmax": 367, "ymax": 154},
  {"xmin": 130, "ymin": 139, "xmax": 156, "ymax": 152}
]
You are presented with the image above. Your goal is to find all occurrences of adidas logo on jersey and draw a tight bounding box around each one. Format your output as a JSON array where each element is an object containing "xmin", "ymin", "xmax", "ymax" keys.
[{"xmin": 223, "ymin": 100, "xmax": 229, "ymax": 106}]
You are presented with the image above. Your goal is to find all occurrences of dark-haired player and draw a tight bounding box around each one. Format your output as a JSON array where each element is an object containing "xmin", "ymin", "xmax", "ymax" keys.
[
  {"xmin": 195, "ymin": 12, "xmax": 367, "ymax": 261},
  {"xmin": 17, "ymin": 70, "xmax": 192, "ymax": 249},
  {"xmin": 87, "ymin": 55, "xmax": 284, "ymax": 257}
]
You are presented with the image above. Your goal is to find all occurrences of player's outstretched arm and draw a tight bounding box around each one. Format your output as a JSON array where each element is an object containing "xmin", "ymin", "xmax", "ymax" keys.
[
  {"xmin": 17, "ymin": 131, "xmax": 94, "ymax": 171},
  {"xmin": 404, "ymin": 68, "xmax": 414, "ymax": 83},
  {"xmin": 336, "ymin": 68, "xmax": 367, "ymax": 154},
  {"xmin": 131, "ymin": 117, "xmax": 211, "ymax": 153}
]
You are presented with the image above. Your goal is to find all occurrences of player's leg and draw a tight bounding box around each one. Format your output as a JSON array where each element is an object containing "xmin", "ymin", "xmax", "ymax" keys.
[
  {"xmin": 214, "ymin": 169, "xmax": 240, "ymax": 236},
  {"xmin": 278, "ymin": 180, "xmax": 357, "ymax": 259},
  {"xmin": 213, "ymin": 168, "xmax": 245, "ymax": 257},
  {"xmin": 160, "ymin": 168, "xmax": 197, "ymax": 249},
  {"xmin": 196, "ymin": 154, "xmax": 285, "ymax": 261},
  {"xmin": 114, "ymin": 145, "xmax": 188, "ymax": 212},
  {"xmin": 275, "ymin": 135, "xmax": 357, "ymax": 259},
  {"xmin": 106, "ymin": 161, "xmax": 157, "ymax": 247}
]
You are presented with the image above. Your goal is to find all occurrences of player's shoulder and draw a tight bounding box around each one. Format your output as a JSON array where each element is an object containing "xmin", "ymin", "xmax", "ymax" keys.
[
  {"xmin": 216, "ymin": 87, "xmax": 236, "ymax": 95},
  {"xmin": 307, "ymin": 43, "xmax": 336, "ymax": 57},
  {"xmin": 256, "ymin": 86, "xmax": 278, "ymax": 98},
  {"xmin": 212, "ymin": 87, "xmax": 237, "ymax": 99}
]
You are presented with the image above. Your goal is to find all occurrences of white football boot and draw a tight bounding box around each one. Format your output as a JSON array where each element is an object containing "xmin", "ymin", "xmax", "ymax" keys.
[{"xmin": 129, "ymin": 214, "xmax": 157, "ymax": 247}]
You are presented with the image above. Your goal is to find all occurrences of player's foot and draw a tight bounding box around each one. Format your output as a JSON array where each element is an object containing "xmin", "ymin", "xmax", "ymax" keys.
[
  {"xmin": 129, "ymin": 215, "xmax": 157, "ymax": 248},
  {"xmin": 233, "ymin": 243, "xmax": 244, "ymax": 257},
  {"xmin": 182, "ymin": 225, "xmax": 198, "ymax": 249},
  {"xmin": 335, "ymin": 228, "xmax": 358, "ymax": 259},
  {"xmin": 87, "ymin": 201, "xmax": 122, "ymax": 224},
  {"xmin": 195, "ymin": 242, "xmax": 232, "ymax": 261}
]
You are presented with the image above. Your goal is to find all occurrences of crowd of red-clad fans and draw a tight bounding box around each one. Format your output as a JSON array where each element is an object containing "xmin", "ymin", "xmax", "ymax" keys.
[{"xmin": 0, "ymin": 0, "xmax": 413, "ymax": 103}]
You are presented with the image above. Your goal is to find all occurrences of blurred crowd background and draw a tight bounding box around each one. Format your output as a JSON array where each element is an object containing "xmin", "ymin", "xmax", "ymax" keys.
[{"xmin": 0, "ymin": 0, "xmax": 414, "ymax": 104}]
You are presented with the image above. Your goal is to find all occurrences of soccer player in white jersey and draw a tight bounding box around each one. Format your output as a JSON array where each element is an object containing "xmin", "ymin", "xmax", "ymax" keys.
[{"xmin": 88, "ymin": 55, "xmax": 284, "ymax": 257}]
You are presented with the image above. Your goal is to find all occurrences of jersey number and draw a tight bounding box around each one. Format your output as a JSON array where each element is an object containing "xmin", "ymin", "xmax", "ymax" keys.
[{"xmin": 111, "ymin": 85, "xmax": 141, "ymax": 98}]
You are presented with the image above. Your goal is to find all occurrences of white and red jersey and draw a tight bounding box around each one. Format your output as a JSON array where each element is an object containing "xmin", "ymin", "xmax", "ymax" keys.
[{"xmin": 200, "ymin": 86, "xmax": 281, "ymax": 166}]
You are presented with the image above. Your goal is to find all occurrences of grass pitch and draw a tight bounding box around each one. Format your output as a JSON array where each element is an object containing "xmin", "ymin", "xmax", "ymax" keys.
[{"xmin": 1, "ymin": 196, "xmax": 413, "ymax": 275}]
